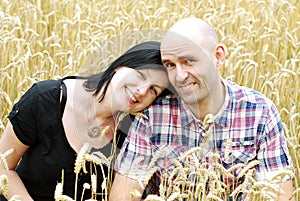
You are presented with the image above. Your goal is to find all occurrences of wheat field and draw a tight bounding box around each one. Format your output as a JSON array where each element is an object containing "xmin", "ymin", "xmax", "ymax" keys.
[{"xmin": 0, "ymin": 0, "xmax": 299, "ymax": 200}]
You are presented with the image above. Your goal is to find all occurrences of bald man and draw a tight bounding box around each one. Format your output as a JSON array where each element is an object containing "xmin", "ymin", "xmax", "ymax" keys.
[{"xmin": 109, "ymin": 18, "xmax": 295, "ymax": 201}]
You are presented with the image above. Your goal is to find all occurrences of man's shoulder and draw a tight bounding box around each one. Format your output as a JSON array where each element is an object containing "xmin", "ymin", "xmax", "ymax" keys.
[
  {"xmin": 225, "ymin": 80, "xmax": 273, "ymax": 106},
  {"xmin": 141, "ymin": 94, "xmax": 184, "ymax": 116}
]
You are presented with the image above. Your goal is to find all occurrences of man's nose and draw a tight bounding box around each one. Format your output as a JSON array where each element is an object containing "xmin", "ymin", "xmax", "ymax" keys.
[{"xmin": 175, "ymin": 64, "xmax": 188, "ymax": 82}]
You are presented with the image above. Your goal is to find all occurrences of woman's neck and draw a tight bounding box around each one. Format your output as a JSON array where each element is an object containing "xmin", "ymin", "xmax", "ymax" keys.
[{"xmin": 72, "ymin": 80, "xmax": 116, "ymax": 149}]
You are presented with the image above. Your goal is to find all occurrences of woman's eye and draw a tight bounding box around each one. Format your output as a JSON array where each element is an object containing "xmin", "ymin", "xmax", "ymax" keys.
[
  {"xmin": 138, "ymin": 71, "xmax": 146, "ymax": 80},
  {"xmin": 150, "ymin": 86, "xmax": 158, "ymax": 96}
]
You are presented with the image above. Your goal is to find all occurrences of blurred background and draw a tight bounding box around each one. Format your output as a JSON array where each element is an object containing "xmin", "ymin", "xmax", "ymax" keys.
[{"xmin": 0, "ymin": 0, "xmax": 299, "ymax": 198}]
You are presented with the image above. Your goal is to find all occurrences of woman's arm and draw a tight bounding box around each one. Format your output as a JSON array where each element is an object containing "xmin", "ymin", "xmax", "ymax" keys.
[{"xmin": 0, "ymin": 122, "xmax": 33, "ymax": 201}]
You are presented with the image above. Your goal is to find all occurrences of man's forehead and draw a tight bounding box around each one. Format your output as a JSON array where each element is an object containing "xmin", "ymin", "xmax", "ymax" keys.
[
  {"xmin": 161, "ymin": 40, "xmax": 202, "ymax": 59},
  {"xmin": 161, "ymin": 50, "xmax": 195, "ymax": 59},
  {"xmin": 162, "ymin": 31, "xmax": 201, "ymax": 49},
  {"xmin": 163, "ymin": 31, "xmax": 193, "ymax": 44}
]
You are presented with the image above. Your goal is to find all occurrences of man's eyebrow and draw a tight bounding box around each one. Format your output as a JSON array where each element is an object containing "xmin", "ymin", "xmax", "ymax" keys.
[
  {"xmin": 178, "ymin": 55, "xmax": 196, "ymax": 60},
  {"xmin": 162, "ymin": 59, "xmax": 171, "ymax": 63},
  {"xmin": 162, "ymin": 55, "xmax": 196, "ymax": 63}
]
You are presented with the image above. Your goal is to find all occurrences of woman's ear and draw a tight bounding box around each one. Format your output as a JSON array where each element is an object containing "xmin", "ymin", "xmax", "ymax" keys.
[{"xmin": 215, "ymin": 44, "xmax": 226, "ymax": 68}]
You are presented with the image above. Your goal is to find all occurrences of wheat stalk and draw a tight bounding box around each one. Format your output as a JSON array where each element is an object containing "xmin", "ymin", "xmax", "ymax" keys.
[
  {"xmin": 0, "ymin": 148, "xmax": 14, "ymax": 170},
  {"xmin": 1, "ymin": 0, "xmax": 299, "ymax": 200}
]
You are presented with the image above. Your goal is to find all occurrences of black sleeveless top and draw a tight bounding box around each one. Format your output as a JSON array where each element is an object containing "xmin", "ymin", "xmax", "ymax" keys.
[{"xmin": 8, "ymin": 77, "xmax": 127, "ymax": 200}]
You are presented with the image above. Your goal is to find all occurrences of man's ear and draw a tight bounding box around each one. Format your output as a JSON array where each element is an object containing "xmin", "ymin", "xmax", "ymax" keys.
[{"xmin": 215, "ymin": 44, "xmax": 226, "ymax": 68}]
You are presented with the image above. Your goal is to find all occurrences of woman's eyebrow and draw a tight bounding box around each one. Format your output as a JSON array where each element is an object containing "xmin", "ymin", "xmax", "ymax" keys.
[{"xmin": 143, "ymin": 69, "xmax": 151, "ymax": 76}]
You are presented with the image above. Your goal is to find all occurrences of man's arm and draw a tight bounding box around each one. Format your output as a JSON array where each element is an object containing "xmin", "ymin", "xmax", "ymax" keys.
[
  {"xmin": 278, "ymin": 180, "xmax": 295, "ymax": 201},
  {"xmin": 109, "ymin": 173, "xmax": 144, "ymax": 201}
]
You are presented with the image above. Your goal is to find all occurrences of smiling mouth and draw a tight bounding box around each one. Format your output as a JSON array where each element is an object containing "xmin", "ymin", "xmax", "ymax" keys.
[
  {"xmin": 125, "ymin": 87, "xmax": 138, "ymax": 103},
  {"xmin": 179, "ymin": 83, "xmax": 196, "ymax": 91}
]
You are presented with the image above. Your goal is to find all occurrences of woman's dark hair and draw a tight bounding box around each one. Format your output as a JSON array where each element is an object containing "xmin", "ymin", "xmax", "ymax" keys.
[{"xmin": 83, "ymin": 41, "xmax": 171, "ymax": 102}]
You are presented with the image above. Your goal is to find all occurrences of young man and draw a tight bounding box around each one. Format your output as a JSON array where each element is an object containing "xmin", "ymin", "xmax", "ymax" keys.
[{"xmin": 109, "ymin": 18, "xmax": 295, "ymax": 201}]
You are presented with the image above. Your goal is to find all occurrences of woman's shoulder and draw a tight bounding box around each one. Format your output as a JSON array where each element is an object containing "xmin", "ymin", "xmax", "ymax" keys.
[
  {"xmin": 33, "ymin": 79, "xmax": 62, "ymax": 94},
  {"xmin": 63, "ymin": 77, "xmax": 86, "ymax": 91}
]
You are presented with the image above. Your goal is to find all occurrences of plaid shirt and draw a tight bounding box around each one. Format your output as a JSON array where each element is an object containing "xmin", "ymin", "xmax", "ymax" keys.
[{"xmin": 115, "ymin": 79, "xmax": 293, "ymax": 198}]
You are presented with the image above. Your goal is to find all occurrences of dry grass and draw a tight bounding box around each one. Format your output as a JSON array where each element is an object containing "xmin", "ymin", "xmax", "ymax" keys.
[
  {"xmin": 0, "ymin": 0, "xmax": 299, "ymax": 200},
  {"xmin": 140, "ymin": 115, "xmax": 295, "ymax": 201}
]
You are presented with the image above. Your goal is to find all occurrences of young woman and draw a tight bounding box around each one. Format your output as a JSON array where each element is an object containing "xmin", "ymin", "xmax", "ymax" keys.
[{"xmin": 0, "ymin": 41, "xmax": 170, "ymax": 201}]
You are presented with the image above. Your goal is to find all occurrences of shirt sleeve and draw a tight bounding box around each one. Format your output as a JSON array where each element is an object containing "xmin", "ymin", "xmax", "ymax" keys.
[
  {"xmin": 256, "ymin": 102, "xmax": 294, "ymax": 181},
  {"xmin": 114, "ymin": 113, "xmax": 154, "ymax": 181},
  {"xmin": 8, "ymin": 83, "xmax": 39, "ymax": 146}
]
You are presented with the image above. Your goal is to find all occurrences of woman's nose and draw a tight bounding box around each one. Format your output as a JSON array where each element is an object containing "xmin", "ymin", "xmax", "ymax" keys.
[{"xmin": 136, "ymin": 84, "xmax": 149, "ymax": 96}]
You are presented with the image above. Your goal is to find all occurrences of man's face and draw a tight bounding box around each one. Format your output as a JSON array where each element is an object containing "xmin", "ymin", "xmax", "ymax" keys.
[{"xmin": 161, "ymin": 34, "xmax": 220, "ymax": 106}]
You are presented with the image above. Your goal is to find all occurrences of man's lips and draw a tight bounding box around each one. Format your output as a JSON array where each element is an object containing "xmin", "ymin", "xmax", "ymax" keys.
[{"xmin": 178, "ymin": 82, "xmax": 197, "ymax": 93}]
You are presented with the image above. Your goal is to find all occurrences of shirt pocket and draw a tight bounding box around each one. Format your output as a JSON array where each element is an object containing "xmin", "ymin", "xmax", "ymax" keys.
[
  {"xmin": 222, "ymin": 139, "xmax": 257, "ymax": 166},
  {"xmin": 151, "ymin": 145, "xmax": 190, "ymax": 172}
]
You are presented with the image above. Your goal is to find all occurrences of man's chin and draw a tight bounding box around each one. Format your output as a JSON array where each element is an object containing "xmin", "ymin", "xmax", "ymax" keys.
[{"xmin": 180, "ymin": 96, "xmax": 199, "ymax": 105}]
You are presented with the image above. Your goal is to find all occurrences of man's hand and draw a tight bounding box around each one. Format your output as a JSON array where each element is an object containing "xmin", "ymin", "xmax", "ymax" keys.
[
  {"xmin": 278, "ymin": 180, "xmax": 295, "ymax": 201},
  {"xmin": 109, "ymin": 173, "xmax": 144, "ymax": 201}
]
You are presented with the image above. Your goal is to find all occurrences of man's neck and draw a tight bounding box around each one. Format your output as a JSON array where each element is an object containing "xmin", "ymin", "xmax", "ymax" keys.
[{"xmin": 188, "ymin": 79, "xmax": 226, "ymax": 121}]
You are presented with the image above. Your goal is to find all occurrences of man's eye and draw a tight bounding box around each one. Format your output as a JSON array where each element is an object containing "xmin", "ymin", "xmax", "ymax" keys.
[
  {"xmin": 164, "ymin": 63, "xmax": 175, "ymax": 69},
  {"xmin": 186, "ymin": 59, "xmax": 193, "ymax": 64}
]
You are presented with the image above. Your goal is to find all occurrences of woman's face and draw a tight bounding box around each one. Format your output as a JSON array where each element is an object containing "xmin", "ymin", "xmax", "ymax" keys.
[{"xmin": 109, "ymin": 66, "xmax": 169, "ymax": 113}]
